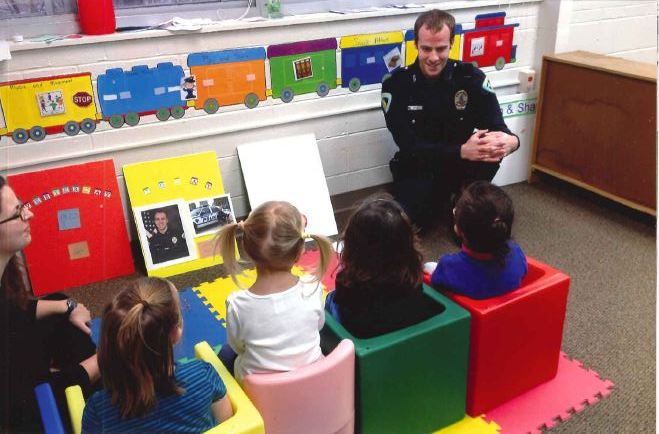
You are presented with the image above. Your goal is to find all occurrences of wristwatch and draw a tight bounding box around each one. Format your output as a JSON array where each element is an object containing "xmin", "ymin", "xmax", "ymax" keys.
[{"xmin": 65, "ymin": 298, "xmax": 78, "ymax": 316}]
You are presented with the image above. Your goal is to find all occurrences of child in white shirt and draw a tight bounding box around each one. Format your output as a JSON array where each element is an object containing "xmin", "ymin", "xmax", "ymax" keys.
[{"xmin": 215, "ymin": 201, "xmax": 334, "ymax": 383}]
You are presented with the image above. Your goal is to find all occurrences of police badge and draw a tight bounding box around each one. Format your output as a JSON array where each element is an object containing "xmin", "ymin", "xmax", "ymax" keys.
[{"xmin": 454, "ymin": 90, "xmax": 468, "ymax": 110}]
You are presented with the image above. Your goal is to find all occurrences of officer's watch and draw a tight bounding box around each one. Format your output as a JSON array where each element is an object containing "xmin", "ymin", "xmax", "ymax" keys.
[{"xmin": 65, "ymin": 298, "xmax": 78, "ymax": 316}]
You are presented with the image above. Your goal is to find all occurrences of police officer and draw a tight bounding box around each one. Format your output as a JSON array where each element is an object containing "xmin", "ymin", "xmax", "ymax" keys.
[
  {"xmin": 147, "ymin": 209, "xmax": 189, "ymax": 264},
  {"xmin": 382, "ymin": 9, "xmax": 519, "ymax": 229}
]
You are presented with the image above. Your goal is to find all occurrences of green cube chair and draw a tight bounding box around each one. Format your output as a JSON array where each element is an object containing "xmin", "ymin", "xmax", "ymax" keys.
[{"xmin": 321, "ymin": 285, "xmax": 470, "ymax": 434}]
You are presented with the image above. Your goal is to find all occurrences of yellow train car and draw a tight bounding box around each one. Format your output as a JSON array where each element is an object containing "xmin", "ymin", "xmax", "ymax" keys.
[
  {"xmin": 0, "ymin": 72, "xmax": 101, "ymax": 144},
  {"xmin": 404, "ymin": 28, "xmax": 462, "ymax": 66}
]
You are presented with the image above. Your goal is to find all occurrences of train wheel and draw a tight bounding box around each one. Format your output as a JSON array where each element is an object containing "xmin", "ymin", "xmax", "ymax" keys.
[
  {"xmin": 12, "ymin": 129, "xmax": 29, "ymax": 144},
  {"xmin": 29, "ymin": 126, "xmax": 46, "ymax": 141},
  {"xmin": 171, "ymin": 106, "xmax": 185, "ymax": 119},
  {"xmin": 109, "ymin": 115, "xmax": 124, "ymax": 128},
  {"xmin": 316, "ymin": 82, "xmax": 330, "ymax": 97},
  {"xmin": 471, "ymin": 61, "xmax": 479, "ymax": 69},
  {"xmin": 125, "ymin": 112, "xmax": 140, "ymax": 126},
  {"xmin": 203, "ymin": 98, "xmax": 219, "ymax": 114},
  {"xmin": 281, "ymin": 87, "xmax": 294, "ymax": 103},
  {"xmin": 348, "ymin": 77, "xmax": 361, "ymax": 92},
  {"xmin": 244, "ymin": 93, "xmax": 259, "ymax": 109},
  {"xmin": 156, "ymin": 107, "xmax": 171, "ymax": 121},
  {"xmin": 64, "ymin": 121, "xmax": 80, "ymax": 136},
  {"xmin": 495, "ymin": 56, "xmax": 506, "ymax": 71},
  {"xmin": 80, "ymin": 118, "xmax": 96, "ymax": 134}
]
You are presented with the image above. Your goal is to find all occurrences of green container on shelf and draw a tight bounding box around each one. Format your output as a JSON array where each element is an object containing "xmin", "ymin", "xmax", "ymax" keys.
[{"xmin": 321, "ymin": 284, "xmax": 470, "ymax": 434}]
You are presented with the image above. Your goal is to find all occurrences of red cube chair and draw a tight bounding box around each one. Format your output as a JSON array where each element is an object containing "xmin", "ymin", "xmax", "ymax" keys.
[{"xmin": 436, "ymin": 256, "xmax": 570, "ymax": 415}]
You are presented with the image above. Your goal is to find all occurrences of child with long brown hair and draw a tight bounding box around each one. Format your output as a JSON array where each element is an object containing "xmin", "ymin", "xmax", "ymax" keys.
[
  {"xmin": 82, "ymin": 277, "xmax": 232, "ymax": 433},
  {"xmin": 215, "ymin": 201, "xmax": 334, "ymax": 383},
  {"xmin": 325, "ymin": 195, "xmax": 443, "ymax": 338}
]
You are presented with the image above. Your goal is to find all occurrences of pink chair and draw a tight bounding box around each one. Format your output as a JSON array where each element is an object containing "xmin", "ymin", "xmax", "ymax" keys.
[{"xmin": 242, "ymin": 339, "xmax": 355, "ymax": 434}]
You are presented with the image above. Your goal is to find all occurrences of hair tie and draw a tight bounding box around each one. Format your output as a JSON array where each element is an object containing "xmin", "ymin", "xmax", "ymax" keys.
[
  {"xmin": 301, "ymin": 232, "xmax": 310, "ymax": 240},
  {"xmin": 140, "ymin": 300, "xmax": 149, "ymax": 309},
  {"xmin": 237, "ymin": 221, "xmax": 245, "ymax": 230}
]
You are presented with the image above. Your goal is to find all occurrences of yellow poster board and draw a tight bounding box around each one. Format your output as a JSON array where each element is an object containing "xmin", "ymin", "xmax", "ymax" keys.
[{"xmin": 123, "ymin": 151, "xmax": 233, "ymax": 277}]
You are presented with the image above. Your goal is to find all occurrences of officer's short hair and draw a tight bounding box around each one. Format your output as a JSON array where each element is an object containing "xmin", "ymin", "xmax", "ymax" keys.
[
  {"xmin": 154, "ymin": 209, "xmax": 168, "ymax": 219},
  {"xmin": 414, "ymin": 9, "xmax": 455, "ymax": 44}
]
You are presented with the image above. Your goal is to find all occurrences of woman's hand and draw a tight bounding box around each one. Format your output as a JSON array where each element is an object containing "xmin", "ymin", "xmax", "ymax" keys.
[{"xmin": 69, "ymin": 303, "xmax": 92, "ymax": 335}]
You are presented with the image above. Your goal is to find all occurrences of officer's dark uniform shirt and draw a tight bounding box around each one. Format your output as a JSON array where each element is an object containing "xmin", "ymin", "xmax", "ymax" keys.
[
  {"xmin": 381, "ymin": 58, "xmax": 516, "ymax": 163},
  {"xmin": 149, "ymin": 227, "xmax": 188, "ymax": 264}
]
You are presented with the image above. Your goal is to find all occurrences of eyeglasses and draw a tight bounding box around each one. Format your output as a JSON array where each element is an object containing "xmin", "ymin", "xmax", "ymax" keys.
[{"xmin": 0, "ymin": 201, "xmax": 30, "ymax": 225}]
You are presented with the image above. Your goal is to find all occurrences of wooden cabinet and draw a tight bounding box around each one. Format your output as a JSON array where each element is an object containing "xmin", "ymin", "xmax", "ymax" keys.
[{"xmin": 530, "ymin": 51, "xmax": 656, "ymax": 214}]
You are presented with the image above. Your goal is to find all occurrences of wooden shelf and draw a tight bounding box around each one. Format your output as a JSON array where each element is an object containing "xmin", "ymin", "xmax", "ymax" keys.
[{"xmin": 529, "ymin": 51, "xmax": 656, "ymax": 215}]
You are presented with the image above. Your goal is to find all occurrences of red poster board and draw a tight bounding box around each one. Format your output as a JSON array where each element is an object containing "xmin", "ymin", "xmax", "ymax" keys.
[{"xmin": 8, "ymin": 160, "xmax": 134, "ymax": 295}]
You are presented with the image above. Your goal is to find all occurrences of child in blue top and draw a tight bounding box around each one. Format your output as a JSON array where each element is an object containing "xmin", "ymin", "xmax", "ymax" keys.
[
  {"xmin": 82, "ymin": 277, "xmax": 233, "ymax": 433},
  {"xmin": 427, "ymin": 181, "xmax": 527, "ymax": 299}
]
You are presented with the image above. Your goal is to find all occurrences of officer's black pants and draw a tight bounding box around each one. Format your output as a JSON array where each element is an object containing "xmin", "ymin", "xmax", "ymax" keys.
[{"xmin": 392, "ymin": 159, "xmax": 500, "ymax": 229}]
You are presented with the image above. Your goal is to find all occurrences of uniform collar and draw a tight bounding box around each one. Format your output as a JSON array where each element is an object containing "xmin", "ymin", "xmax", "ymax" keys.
[{"xmin": 411, "ymin": 58, "xmax": 456, "ymax": 83}]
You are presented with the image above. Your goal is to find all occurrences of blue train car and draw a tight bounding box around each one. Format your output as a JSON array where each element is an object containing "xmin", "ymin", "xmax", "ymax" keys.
[
  {"xmin": 340, "ymin": 31, "xmax": 404, "ymax": 92},
  {"xmin": 97, "ymin": 62, "xmax": 187, "ymax": 128}
]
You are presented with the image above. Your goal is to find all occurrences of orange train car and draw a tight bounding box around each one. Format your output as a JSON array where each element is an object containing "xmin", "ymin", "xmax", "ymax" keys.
[{"xmin": 187, "ymin": 47, "xmax": 267, "ymax": 113}]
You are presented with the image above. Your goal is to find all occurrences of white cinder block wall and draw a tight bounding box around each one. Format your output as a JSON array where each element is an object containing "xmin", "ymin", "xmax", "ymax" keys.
[
  {"xmin": 0, "ymin": 0, "xmax": 656, "ymax": 240},
  {"xmin": 564, "ymin": 0, "xmax": 657, "ymax": 63}
]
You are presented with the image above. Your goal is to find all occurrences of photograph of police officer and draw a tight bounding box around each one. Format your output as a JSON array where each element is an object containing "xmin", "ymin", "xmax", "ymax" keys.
[
  {"xmin": 142, "ymin": 205, "xmax": 191, "ymax": 265},
  {"xmin": 188, "ymin": 194, "xmax": 236, "ymax": 236}
]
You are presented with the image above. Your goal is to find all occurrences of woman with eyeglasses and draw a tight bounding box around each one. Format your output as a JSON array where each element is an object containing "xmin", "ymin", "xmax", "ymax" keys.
[{"xmin": 0, "ymin": 175, "xmax": 99, "ymax": 432}]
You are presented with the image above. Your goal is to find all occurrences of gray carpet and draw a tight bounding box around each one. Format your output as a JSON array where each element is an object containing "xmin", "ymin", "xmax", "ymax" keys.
[{"xmin": 69, "ymin": 177, "xmax": 656, "ymax": 433}]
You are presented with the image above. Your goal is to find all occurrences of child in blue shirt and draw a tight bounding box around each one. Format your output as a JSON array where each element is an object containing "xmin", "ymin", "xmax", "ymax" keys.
[
  {"xmin": 82, "ymin": 278, "xmax": 233, "ymax": 433},
  {"xmin": 427, "ymin": 181, "xmax": 527, "ymax": 299}
]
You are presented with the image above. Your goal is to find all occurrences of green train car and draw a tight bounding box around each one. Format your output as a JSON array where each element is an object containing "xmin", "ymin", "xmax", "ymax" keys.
[{"xmin": 267, "ymin": 38, "xmax": 338, "ymax": 103}]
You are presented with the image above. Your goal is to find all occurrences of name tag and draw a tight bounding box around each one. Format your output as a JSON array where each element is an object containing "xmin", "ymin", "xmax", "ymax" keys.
[{"xmin": 407, "ymin": 105, "xmax": 423, "ymax": 111}]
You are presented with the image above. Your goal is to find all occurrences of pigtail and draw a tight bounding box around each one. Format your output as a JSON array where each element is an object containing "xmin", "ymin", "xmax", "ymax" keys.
[
  {"xmin": 306, "ymin": 233, "xmax": 335, "ymax": 282},
  {"xmin": 215, "ymin": 222, "xmax": 244, "ymax": 285}
]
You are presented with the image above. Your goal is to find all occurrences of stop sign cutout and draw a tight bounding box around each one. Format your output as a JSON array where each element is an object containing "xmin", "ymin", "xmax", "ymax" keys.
[{"xmin": 73, "ymin": 92, "xmax": 93, "ymax": 107}]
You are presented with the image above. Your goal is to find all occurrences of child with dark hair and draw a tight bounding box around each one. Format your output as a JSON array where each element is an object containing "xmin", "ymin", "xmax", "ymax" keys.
[
  {"xmin": 82, "ymin": 277, "xmax": 232, "ymax": 433},
  {"xmin": 325, "ymin": 195, "xmax": 443, "ymax": 338},
  {"xmin": 427, "ymin": 181, "xmax": 527, "ymax": 299}
]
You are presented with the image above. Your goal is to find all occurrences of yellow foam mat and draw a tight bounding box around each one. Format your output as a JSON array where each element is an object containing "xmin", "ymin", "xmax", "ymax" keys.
[
  {"xmin": 192, "ymin": 265, "xmax": 318, "ymax": 322},
  {"xmin": 433, "ymin": 415, "xmax": 500, "ymax": 434}
]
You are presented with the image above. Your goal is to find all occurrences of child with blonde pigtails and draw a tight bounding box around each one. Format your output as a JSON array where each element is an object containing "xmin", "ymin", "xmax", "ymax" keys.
[{"xmin": 215, "ymin": 201, "xmax": 334, "ymax": 383}]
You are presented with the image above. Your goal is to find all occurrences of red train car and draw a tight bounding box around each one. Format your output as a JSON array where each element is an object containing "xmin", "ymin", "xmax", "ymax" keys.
[{"xmin": 461, "ymin": 12, "xmax": 518, "ymax": 70}]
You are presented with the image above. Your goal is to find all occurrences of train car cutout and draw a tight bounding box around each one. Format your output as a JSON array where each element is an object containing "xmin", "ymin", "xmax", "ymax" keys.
[
  {"xmin": 267, "ymin": 38, "xmax": 338, "ymax": 103},
  {"xmin": 461, "ymin": 12, "xmax": 518, "ymax": 70},
  {"xmin": 404, "ymin": 25, "xmax": 463, "ymax": 66},
  {"xmin": 0, "ymin": 73, "xmax": 100, "ymax": 144},
  {"xmin": 97, "ymin": 62, "xmax": 187, "ymax": 128},
  {"xmin": 340, "ymin": 31, "xmax": 405, "ymax": 92},
  {"xmin": 404, "ymin": 12, "xmax": 517, "ymax": 70},
  {"xmin": 188, "ymin": 47, "xmax": 267, "ymax": 112}
]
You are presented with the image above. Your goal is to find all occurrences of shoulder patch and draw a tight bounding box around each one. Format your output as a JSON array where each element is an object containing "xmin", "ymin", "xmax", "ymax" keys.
[
  {"xmin": 482, "ymin": 77, "xmax": 495, "ymax": 94},
  {"xmin": 381, "ymin": 92, "xmax": 392, "ymax": 113}
]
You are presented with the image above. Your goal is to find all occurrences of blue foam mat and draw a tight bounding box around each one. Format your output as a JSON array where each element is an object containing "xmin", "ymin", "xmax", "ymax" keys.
[{"xmin": 90, "ymin": 287, "xmax": 227, "ymax": 361}]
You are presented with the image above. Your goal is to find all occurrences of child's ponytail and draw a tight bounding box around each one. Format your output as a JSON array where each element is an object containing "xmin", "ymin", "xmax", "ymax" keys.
[
  {"xmin": 306, "ymin": 233, "xmax": 334, "ymax": 282},
  {"xmin": 215, "ymin": 222, "xmax": 243, "ymax": 284}
]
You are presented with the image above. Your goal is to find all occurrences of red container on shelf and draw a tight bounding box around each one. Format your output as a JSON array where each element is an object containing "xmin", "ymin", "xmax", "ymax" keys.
[{"xmin": 77, "ymin": 0, "xmax": 116, "ymax": 35}]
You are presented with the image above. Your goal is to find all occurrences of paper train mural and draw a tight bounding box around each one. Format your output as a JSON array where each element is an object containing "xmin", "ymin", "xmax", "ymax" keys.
[{"xmin": 0, "ymin": 12, "xmax": 518, "ymax": 144}]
